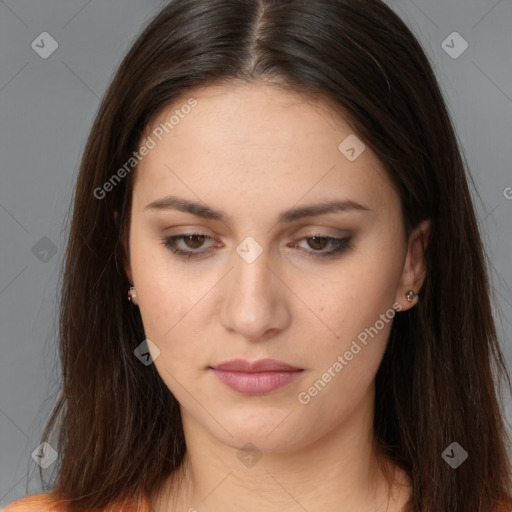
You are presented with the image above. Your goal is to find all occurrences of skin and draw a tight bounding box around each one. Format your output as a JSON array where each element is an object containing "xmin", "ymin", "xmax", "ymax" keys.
[{"xmin": 124, "ymin": 81, "xmax": 430, "ymax": 512}]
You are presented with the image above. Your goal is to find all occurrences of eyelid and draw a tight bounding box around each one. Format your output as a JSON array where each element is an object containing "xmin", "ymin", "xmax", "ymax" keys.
[
  {"xmin": 163, "ymin": 233, "xmax": 218, "ymax": 254},
  {"xmin": 162, "ymin": 231, "xmax": 352, "ymax": 260}
]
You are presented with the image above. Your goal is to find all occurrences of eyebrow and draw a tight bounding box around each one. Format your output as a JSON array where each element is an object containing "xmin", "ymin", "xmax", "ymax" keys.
[{"xmin": 144, "ymin": 194, "xmax": 371, "ymax": 223}]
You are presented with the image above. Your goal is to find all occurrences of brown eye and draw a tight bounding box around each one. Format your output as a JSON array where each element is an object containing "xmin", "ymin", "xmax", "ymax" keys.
[
  {"xmin": 162, "ymin": 233, "xmax": 215, "ymax": 258},
  {"xmin": 291, "ymin": 235, "xmax": 352, "ymax": 258},
  {"xmin": 182, "ymin": 234, "xmax": 207, "ymax": 249},
  {"xmin": 306, "ymin": 236, "xmax": 329, "ymax": 251}
]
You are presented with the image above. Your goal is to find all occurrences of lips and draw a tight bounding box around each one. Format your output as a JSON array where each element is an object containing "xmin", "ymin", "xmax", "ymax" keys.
[
  {"xmin": 213, "ymin": 358, "xmax": 301, "ymax": 372},
  {"xmin": 210, "ymin": 358, "xmax": 304, "ymax": 394}
]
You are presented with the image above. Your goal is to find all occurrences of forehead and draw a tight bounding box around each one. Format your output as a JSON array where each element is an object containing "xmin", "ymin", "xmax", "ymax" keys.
[{"xmin": 132, "ymin": 82, "xmax": 399, "ymax": 217}]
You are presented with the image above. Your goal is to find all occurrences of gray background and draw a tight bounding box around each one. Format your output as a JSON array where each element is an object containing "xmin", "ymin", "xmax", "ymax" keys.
[{"xmin": 1, "ymin": 0, "xmax": 511, "ymax": 506}]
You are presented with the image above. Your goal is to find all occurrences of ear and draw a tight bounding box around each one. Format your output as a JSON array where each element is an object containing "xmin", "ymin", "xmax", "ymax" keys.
[
  {"xmin": 123, "ymin": 242, "xmax": 138, "ymax": 306},
  {"xmin": 115, "ymin": 209, "xmax": 137, "ymax": 303},
  {"xmin": 394, "ymin": 219, "xmax": 431, "ymax": 311}
]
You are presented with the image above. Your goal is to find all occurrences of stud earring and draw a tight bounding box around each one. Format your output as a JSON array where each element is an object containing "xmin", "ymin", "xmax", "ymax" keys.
[
  {"xmin": 405, "ymin": 290, "xmax": 416, "ymax": 302},
  {"xmin": 128, "ymin": 286, "xmax": 137, "ymax": 302}
]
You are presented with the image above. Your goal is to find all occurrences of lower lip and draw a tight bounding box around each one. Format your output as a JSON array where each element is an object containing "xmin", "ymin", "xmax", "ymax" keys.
[{"xmin": 210, "ymin": 369, "xmax": 303, "ymax": 394}]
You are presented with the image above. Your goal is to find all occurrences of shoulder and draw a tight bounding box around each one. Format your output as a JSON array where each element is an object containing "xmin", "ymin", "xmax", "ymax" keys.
[
  {"xmin": 1, "ymin": 492, "xmax": 64, "ymax": 511},
  {"xmin": 2, "ymin": 492, "xmax": 152, "ymax": 512}
]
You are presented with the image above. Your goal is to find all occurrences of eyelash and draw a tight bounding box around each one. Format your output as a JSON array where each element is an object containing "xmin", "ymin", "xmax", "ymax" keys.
[{"xmin": 161, "ymin": 233, "xmax": 352, "ymax": 260}]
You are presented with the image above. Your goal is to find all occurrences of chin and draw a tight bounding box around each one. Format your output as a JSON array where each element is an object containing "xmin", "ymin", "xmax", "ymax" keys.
[{"xmin": 207, "ymin": 408, "xmax": 310, "ymax": 452}]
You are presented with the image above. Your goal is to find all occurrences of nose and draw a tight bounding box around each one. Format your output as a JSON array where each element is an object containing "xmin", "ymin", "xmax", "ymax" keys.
[{"xmin": 219, "ymin": 247, "xmax": 291, "ymax": 343}]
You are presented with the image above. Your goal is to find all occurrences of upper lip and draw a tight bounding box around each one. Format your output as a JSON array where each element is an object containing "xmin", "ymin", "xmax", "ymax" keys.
[{"xmin": 212, "ymin": 358, "xmax": 302, "ymax": 372}]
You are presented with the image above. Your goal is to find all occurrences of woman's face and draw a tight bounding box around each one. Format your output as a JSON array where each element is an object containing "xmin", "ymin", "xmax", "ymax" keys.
[{"xmin": 125, "ymin": 81, "xmax": 428, "ymax": 453}]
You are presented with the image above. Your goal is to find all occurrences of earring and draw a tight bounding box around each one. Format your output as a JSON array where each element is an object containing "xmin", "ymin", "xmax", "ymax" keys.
[
  {"xmin": 128, "ymin": 286, "xmax": 137, "ymax": 302},
  {"xmin": 405, "ymin": 290, "xmax": 416, "ymax": 302}
]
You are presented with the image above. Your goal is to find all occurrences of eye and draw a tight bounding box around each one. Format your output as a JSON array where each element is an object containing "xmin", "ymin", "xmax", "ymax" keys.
[
  {"xmin": 290, "ymin": 235, "xmax": 352, "ymax": 258},
  {"xmin": 162, "ymin": 233, "xmax": 352, "ymax": 260},
  {"xmin": 162, "ymin": 233, "xmax": 216, "ymax": 259}
]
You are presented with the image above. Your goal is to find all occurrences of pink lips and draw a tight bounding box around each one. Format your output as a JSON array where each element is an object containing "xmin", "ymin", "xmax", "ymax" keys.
[{"xmin": 210, "ymin": 358, "xmax": 303, "ymax": 394}]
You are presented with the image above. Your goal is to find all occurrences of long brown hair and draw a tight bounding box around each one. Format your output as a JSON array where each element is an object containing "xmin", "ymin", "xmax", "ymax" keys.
[{"xmin": 38, "ymin": 0, "xmax": 512, "ymax": 510}]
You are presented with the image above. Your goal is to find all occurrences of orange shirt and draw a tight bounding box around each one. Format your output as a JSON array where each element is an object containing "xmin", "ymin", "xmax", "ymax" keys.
[{"xmin": 1, "ymin": 492, "xmax": 152, "ymax": 512}]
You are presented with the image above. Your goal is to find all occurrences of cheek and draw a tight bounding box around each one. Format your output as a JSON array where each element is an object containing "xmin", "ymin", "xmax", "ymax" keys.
[
  {"xmin": 128, "ymin": 228, "xmax": 190, "ymax": 341},
  {"xmin": 295, "ymin": 273, "xmax": 397, "ymax": 429},
  {"xmin": 300, "ymin": 243, "xmax": 402, "ymax": 402},
  {"xmin": 317, "ymin": 248, "xmax": 402, "ymax": 337},
  {"xmin": 136, "ymin": 274, "xmax": 206, "ymax": 350}
]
